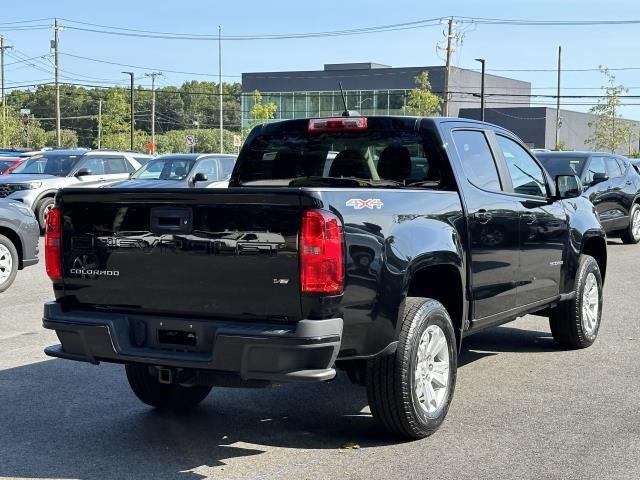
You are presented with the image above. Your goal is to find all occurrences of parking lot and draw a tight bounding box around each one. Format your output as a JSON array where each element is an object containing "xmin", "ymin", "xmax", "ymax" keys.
[{"xmin": 0, "ymin": 237, "xmax": 636, "ymax": 480}]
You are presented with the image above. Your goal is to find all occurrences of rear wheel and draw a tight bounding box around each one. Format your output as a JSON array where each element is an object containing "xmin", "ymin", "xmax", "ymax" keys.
[
  {"xmin": 125, "ymin": 364, "xmax": 212, "ymax": 411},
  {"xmin": 621, "ymin": 203, "xmax": 640, "ymax": 244},
  {"xmin": 549, "ymin": 255, "xmax": 602, "ymax": 348},
  {"xmin": 37, "ymin": 197, "xmax": 55, "ymax": 232},
  {"xmin": 0, "ymin": 234, "xmax": 18, "ymax": 293},
  {"xmin": 366, "ymin": 297, "xmax": 457, "ymax": 439}
]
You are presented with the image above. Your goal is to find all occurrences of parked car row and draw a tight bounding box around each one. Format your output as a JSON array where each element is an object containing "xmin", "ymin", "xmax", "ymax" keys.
[
  {"xmin": 0, "ymin": 149, "xmax": 238, "ymax": 232},
  {"xmin": 535, "ymin": 151, "xmax": 640, "ymax": 244}
]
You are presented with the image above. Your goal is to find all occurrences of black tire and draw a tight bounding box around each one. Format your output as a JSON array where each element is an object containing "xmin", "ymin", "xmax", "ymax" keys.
[
  {"xmin": 37, "ymin": 197, "xmax": 55, "ymax": 232},
  {"xmin": 0, "ymin": 234, "xmax": 19, "ymax": 293},
  {"xmin": 621, "ymin": 203, "xmax": 640, "ymax": 244},
  {"xmin": 549, "ymin": 255, "xmax": 603, "ymax": 348},
  {"xmin": 125, "ymin": 364, "xmax": 212, "ymax": 411},
  {"xmin": 366, "ymin": 297, "xmax": 457, "ymax": 439}
]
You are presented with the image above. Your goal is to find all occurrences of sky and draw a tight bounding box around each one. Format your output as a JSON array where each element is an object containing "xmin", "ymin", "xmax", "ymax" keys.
[{"xmin": 3, "ymin": 0, "xmax": 640, "ymax": 117}]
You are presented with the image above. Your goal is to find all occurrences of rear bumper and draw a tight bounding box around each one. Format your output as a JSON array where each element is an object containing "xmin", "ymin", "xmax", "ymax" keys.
[{"xmin": 42, "ymin": 302, "xmax": 342, "ymax": 383}]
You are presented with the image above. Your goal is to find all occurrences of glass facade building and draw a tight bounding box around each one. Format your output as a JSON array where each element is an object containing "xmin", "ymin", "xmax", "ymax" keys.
[
  {"xmin": 242, "ymin": 89, "xmax": 413, "ymax": 126},
  {"xmin": 241, "ymin": 63, "xmax": 532, "ymax": 128}
]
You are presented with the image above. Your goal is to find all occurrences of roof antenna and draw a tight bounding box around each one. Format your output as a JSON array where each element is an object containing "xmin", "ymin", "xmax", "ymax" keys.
[{"xmin": 338, "ymin": 82, "xmax": 351, "ymax": 117}]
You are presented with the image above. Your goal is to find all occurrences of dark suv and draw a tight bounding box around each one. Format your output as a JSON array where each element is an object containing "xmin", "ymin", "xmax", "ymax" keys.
[{"xmin": 536, "ymin": 151, "xmax": 640, "ymax": 243}]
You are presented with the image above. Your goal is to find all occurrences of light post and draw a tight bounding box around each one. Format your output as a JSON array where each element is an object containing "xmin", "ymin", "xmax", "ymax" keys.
[
  {"xmin": 122, "ymin": 72, "xmax": 134, "ymax": 150},
  {"xmin": 475, "ymin": 58, "xmax": 486, "ymax": 121}
]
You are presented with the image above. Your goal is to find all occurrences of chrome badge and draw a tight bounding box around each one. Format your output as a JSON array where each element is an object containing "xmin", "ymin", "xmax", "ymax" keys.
[{"xmin": 346, "ymin": 198, "xmax": 384, "ymax": 210}]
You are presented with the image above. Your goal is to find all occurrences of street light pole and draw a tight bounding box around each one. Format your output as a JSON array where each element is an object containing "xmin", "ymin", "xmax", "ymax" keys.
[
  {"xmin": 145, "ymin": 72, "xmax": 162, "ymax": 154},
  {"xmin": 123, "ymin": 72, "xmax": 135, "ymax": 150},
  {"xmin": 475, "ymin": 58, "xmax": 486, "ymax": 122},
  {"xmin": 218, "ymin": 25, "xmax": 223, "ymax": 154}
]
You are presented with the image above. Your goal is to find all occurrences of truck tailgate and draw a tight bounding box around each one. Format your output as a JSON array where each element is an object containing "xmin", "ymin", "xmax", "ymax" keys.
[{"xmin": 58, "ymin": 189, "xmax": 307, "ymax": 321}]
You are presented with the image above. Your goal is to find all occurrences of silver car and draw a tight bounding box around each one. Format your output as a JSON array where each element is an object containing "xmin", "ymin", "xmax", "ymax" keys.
[
  {"xmin": 0, "ymin": 199, "xmax": 39, "ymax": 292},
  {"xmin": 108, "ymin": 153, "xmax": 237, "ymax": 189},
  {"xmin": 0, "ymin": 149, "xmax": 144, "ymax": 229}
]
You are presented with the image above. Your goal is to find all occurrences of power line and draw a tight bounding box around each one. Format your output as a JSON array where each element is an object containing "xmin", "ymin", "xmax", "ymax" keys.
[
  {"xmin": 58, "ymin": 17, "xmax": 444, "ymax": 41},
  {"xmin": 61, "ymin": 52, "xmax": 241, "ymax": 78}
]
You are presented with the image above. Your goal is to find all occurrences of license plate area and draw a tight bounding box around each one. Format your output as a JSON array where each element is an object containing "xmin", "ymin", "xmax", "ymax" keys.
[
  {"xmin": 158, "ymin": 329, "xmax": 197, "ymax": 347},
  {"xmin": 128, "ymin": 317, "xmax": 213, "ymax": 354}
]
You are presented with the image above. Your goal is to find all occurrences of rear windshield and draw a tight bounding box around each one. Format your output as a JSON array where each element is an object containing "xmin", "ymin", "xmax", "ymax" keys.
[
  {"xmin": 10, "ymin": 153, "xmax": 81, "ymax": 176},
  {"xmin": 536, "ymin": 155, "xmax": 587, "ymax": 177},
  {"xmin": 236, "ymin": 127, "xmax": 446, "ymax": 188},
  {"xmin": 132, "ymin": 156, "xmax": 196, "ymax": 180}
]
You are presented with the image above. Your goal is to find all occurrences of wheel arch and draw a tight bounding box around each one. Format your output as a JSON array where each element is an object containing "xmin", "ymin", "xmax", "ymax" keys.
[
  {"xmin": 405, "ymin": 260, "xmax": 466, "ymax": 348},
  {"xmin": 0, "ymin": 226, "xmax": 23, "ymax": 269},
  {"xmin": 581, "ymin": 234, "xmax": 607, "ymax": 282}
]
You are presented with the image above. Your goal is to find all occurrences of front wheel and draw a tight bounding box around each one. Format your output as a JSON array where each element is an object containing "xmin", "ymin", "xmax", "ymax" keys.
[
  {"xmin": 366, "ymin": 297, "xmax": 457, "ymax": 439},
  {"xmin": 125, "ymin": 364, "xmax": 212, "ymax": 411},
  {"xmin": 0, "ymin": 234, "xmax": 18, "ymax": 293},
  {"xmin": 37, "ymin": 197, "xmax": 55, "ymax": 232},
  {"xmin": 621, "ymin": 203, "xmax": 640, "ymax": 244},
  {"xmin": 549, "ymin": 255, "xmax": 603, "ymax": 348}
]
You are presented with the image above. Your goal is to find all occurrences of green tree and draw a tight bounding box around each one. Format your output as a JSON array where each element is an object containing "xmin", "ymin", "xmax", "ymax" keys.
[
  {"xmin": 155, "ymin": 128, "xmax": 237, "ymax": 154},
  {"xmin": 100, "ymin": 87, "xmax": 130, "ymax": 136},
  {"xmin": 44, "ymin": 129, "xmax": 78, "ymax": 148},
  {"xmin": 405, "ymin": 72, "xmax": 441, "ymax": 117},
  {"xmin": 587, "ymin": 67, "xmax": 630, "ymax": 153},
  {"xmin": 249, "ymin": 90, "xmax": 278, "ymax": 127}
]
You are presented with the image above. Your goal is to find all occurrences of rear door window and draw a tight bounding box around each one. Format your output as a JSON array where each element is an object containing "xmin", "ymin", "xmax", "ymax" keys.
[
  {"xmin": 452, "ymin": 130, "xmax": 502, "ymax": 191},
  {"xmin": 102, "ymin": 156, "xmax": 129, "ymax": 174},
  {"xmin": 605, "ymin": 157, "xmax": 623, "ymax": 178},
  {"xmin": 585, "ymin": 156, "xmax": 607, "ymax": 184}
]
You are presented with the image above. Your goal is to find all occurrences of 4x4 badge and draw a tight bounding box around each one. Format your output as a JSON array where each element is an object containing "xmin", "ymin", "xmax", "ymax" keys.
[{"xmin": 346, "ymin": 198, "xmax": 384, "ymax": 210}]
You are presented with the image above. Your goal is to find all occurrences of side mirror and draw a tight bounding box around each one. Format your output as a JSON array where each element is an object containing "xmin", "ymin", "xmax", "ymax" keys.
[
  {"xmin": 192, "ymin": 172, "xmax": 208, "ymax": 183},
  {"xmin": 555, "ymin": 174, "xmax": 583, "ymax": 199},
  {"xmin": 590, "ymin": 172, "xmax": 609, "ymax": 186},
  {"xmin": 75, "ymin": 168, "xmax": 92, "ymax": 177}
]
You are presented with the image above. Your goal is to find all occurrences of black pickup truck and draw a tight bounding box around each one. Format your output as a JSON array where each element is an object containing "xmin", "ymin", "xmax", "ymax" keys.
[{"xmin": 42, "ymin": 116, "xmax": 607, "ymax": 439}]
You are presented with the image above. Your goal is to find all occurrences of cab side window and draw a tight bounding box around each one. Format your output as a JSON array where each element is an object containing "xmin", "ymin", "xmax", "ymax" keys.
[
  {"xmin": 496, "ymin": 135, "xmax": 547, "ymax": 197},
  {"xmin": 585, "ymin": 156, "xmax": 607, "ymax": 184},
  {"xmin": 452, "ymin": 130, "xmax": 502, "ymax": 191}
]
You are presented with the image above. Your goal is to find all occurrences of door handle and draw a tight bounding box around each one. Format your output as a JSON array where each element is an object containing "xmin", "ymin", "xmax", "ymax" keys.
[
  {"xmin": 473, "ymin": 210, "xmax": 493, "ymax": 224},
  {"xmin": 522, "ymin": 213, "xmax": 537, "ymax": 224}
]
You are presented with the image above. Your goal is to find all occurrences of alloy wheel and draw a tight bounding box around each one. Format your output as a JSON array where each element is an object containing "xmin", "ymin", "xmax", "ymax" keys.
[
  {"xmin": 581, "ymin": 272, "xmax": 600, "ymax": 338},
  {"xmin": 0, "ymin": 244, "xmax": 13, "ymax": 284},
  {"xmin": 414, "ymin": 324, "xmax": 450, "ymax": 416}
]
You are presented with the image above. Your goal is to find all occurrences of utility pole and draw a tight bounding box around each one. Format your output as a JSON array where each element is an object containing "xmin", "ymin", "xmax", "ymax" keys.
[
  {"xmin": 475, "ymin": 58, "xmax": 486, "ymax": 121},
  {"xmin": 443, "ymin": 18, "xmax": 454, "ymax": 117},
  {"xmin": 0, "ymin": 36, "xmax": 14, "ymax": 149},
  {"xmin": 555, "ymin": 46, "xmax": 562, "ymax": 151},
  {"xmin": 97, "ymin": 99, "xmax": 102, "ymax": 149},
  {"xmin": 218, "ymin": 25, "xmax": 223, "ymax": 153},
  {"xmin": 123, "ymin": 72, "xmax": 134, "ymax": 150},
  {"xmin": 145, "ymin": 72, "xmax": 162, "ymax": 154},
  {"xmin": 53, "ymin": 19, "xmax": 61, "ymax": 146}
]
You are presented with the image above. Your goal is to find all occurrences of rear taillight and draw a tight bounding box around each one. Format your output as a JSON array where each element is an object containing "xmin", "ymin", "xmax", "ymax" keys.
[
  {"xmin": 300, "ymin": 209, "xmax": 344, "ymax": 295},
  {"xmin": 308, "ymin": 117, "xmax": 367, "ymax": 133},
  {"xmin": 45, "ymin": 206, "xmax": 62, "ymax": 282}
]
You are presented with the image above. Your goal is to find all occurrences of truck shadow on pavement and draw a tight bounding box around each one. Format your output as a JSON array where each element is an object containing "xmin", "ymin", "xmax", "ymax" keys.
[{"xmin": 0, "ymin": 324, "xmax": 555, "ymax": 480}]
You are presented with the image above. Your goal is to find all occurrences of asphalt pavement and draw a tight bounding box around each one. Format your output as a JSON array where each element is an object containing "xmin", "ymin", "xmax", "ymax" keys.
[{"xmin": 0, "ymin": 238, "xmax": 638, "ymax": 480}]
